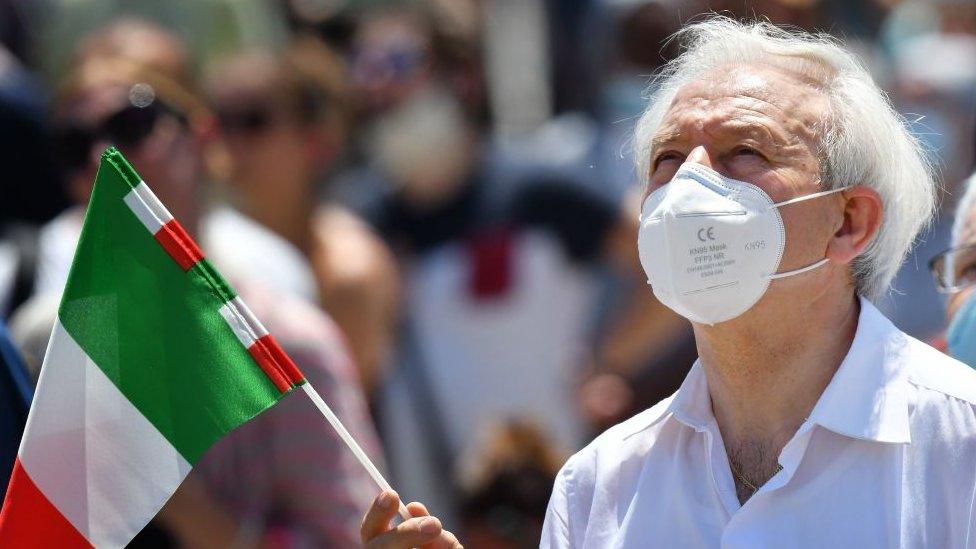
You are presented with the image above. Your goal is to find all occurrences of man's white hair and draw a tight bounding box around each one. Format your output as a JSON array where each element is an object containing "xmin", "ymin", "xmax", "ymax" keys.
[
  {"xmin": 633, "ymin": 17, "xmax": 936, "ymax": 300},
  {"xmin": 953, "ymin": 172, "xmax": 976, "ymax": 247}
]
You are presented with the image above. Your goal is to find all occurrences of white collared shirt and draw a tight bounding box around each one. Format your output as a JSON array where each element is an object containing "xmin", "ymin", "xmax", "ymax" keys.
[{"xmin": 542, "ymin": 297, "xmax": 976, "ymax": 548}]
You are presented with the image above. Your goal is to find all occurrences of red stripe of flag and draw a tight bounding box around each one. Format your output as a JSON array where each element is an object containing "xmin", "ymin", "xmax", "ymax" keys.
[
  {"xmin": 154, "ymin": 219, "xmax": 204, "ymax": 271},
  {"xmin": 247, "ymin": 340, "xmax": 292, "ymax": 393},
  {"xmin": 0, "ymin": 458, "xmax": 92, "ymax": 548},
  {"xmin": 260, "ymin": 334, "xmax": 306, "ymax": 385}
]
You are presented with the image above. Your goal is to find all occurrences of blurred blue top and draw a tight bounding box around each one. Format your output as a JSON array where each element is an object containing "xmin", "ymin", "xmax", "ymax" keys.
[{"xmin": 0, "ymin": 319, "xmax": 31, "ymax": 501}]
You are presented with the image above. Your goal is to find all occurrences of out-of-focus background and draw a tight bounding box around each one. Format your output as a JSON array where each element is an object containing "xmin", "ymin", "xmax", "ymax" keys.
[{"xmin": 0, "ymin": 0, "xmax": 973, "ymax": 546}]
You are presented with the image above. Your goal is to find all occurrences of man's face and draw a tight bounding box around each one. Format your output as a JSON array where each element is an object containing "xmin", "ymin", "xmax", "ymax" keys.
[
  {"xmin": 644, "ymin": 64, "xmax": 842, "ymax": 304},
  {"xmin": 947, "ymin": 207, "xmax": 976, "ymax": 322}
]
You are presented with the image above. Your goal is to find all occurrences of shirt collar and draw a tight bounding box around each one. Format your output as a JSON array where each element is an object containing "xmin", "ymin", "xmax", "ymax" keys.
[
  {"xmin": 666, "ymin": 360, "xmax": 712, "ymax": 432},
  {"xmin": 804, "ymin": 296, "xmax": 911, "ymax": 444},
  {"xmin": 659, "ymin": 296, "xmax": 911, "ymax": 444}
]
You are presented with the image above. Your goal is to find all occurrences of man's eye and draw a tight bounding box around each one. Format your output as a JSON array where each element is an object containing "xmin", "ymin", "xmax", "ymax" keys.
[
  {"xmin": 653, "ymin": 151, "xmax": 682, "ymax": 169},
  {"xmin": 733, "ymin": 146, "xmax": 762, "ymax": 157}
]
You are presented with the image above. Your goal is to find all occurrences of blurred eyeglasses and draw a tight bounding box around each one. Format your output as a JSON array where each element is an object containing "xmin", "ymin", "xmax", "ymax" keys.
[
  {"xmin": 929, "ymin": 243, "xmax": 976, "ymax": 293},
  {"xmin": 54, "ymin": 83, "xmax": 186, "ymax": 173},
  {"xmin": 352, "ymin": 47, "xmax": 427, "ymax": 88}
]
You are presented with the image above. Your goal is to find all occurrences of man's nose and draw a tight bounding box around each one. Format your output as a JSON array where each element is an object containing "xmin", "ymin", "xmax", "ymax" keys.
[{"xmin": 685, "ymin": 146, "xmax": 714, "ymax": 169}]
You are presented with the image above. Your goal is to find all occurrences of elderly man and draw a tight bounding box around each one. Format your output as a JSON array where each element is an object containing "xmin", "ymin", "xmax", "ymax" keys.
[
  {"xmin": 360, "ymin": 18, "xmax": 976, "ymax": 549},
  {"xmin": 936, "ymin": 172, "xmax": 976, "ymax": 367}
]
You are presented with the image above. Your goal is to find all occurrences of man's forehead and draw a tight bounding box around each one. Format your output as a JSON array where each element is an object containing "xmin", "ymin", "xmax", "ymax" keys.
[
  {"xmin": 655, "ymin": 64, "xmax": 829, "ymax": 143},
  {"xmin": 679, "ymin": 65, "xmax": 825, "ymax": 111}
]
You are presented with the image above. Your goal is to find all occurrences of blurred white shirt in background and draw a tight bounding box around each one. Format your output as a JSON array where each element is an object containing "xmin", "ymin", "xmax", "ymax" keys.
[{"xmin": 31, "ymin": 204, "xmax": 318, "ymax": 304}]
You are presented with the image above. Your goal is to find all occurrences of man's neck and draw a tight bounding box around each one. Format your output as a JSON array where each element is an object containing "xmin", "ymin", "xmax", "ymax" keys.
[
  {"xmin": 694, "ymin": 286, "xmax": 860, "ymax": 501},
  {"xmin": 241, "ymin": 188, "xmax": 315, "ymax": 254}
]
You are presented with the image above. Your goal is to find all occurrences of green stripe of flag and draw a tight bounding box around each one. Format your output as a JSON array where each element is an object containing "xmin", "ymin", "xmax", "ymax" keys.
[{"xmin": 58, "ymin": 149, "xmax": 287, "ymax": 463}]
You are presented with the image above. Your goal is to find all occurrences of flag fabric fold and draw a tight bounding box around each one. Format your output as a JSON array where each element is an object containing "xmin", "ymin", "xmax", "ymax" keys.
[{"xmin": 0, "ymin": 148, "xmax": 305, "ymax": 548}]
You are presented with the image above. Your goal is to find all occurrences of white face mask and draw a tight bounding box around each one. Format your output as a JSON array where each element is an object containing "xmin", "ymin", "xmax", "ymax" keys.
[{"xmin": 638, "ymin": 162, "xmax": 848, "ymax": 325}]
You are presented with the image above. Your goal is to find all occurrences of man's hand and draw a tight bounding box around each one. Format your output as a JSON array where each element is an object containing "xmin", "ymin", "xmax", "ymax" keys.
[{"xmin": 361, "ymin": 491, "xmax": 463, "ymax": 549}]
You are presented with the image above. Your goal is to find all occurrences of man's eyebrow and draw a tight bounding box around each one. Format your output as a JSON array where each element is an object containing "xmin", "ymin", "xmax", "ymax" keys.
[
  {"xmin": 649, "ymin": 121, "xmax": 790, "ymax": 156},
  {"xmin": 721, "ymin": 119, "xmax": 788, "ymax": 147},
  {"xmin": 649, "ymin": 130, "xmax": 683, "ymax": 156}
]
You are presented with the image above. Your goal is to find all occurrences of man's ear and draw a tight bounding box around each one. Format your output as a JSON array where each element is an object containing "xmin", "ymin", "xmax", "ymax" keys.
[{"xmin": 825, "ymin": 185, "xmax": 883, "ymax": 265}]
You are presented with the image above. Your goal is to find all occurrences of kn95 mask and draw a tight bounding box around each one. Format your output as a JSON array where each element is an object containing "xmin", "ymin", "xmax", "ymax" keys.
[{"xmin": 637, "ymin": 162, "xmax": 848, "ymax": 325}]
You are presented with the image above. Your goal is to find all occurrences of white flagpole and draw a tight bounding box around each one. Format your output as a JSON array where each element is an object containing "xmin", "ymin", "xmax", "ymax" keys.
[{"xmin": 301, "ymin": 383, "xmax": 412, "ymax": 521}]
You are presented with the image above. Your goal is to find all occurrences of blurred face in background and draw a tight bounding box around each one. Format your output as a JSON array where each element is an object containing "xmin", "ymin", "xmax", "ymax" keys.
[
  {"xmin": 353, "ymin": 11, "xmax": 476, "ymax": 209},
  {"xmin": 209, "ymin": 55, "xmax": 333, "ymax": 212},
  {"xmin": 946, "ymin": 206, "xmax": 976, "ymax": 322},
  {"xmin": 352, "ymin": 11, "xmax": 432, "ymax": 114},
  {"xmin": 602, "ymin": 2, "xmax": 686, "ymax": 125},
  {"xmin": 366, "ymin": 83, "xmax": 474, "ymax": 208},
  {"xmin": 937, "ymin": 197, "xmax": 976, "ymax": 367},
  {"xmin": 54, "ymin": 74, "xmax": 203, "ymax": 227}
]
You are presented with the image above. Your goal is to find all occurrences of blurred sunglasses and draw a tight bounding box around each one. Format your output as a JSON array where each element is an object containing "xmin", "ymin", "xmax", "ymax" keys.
[
  {"xmin": 929, "ymin": 243, "xmax": 976, "ymax": 293},
  {"xmin": 215, "ymin": 105, "xmax": 275, "ymax": 135},
  {"xmin": 55, "ymin": 84, "xmax": 186, "ymax": 172}
]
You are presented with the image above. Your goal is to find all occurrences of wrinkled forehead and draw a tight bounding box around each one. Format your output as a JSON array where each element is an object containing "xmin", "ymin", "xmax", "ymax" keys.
[
  {"xmin": 658, "ymin": 63, "xmax": 831, "ymax": 141},
  {"xmin": 676, "ymin": 60, "xmax": 828, "ymax": 102}
]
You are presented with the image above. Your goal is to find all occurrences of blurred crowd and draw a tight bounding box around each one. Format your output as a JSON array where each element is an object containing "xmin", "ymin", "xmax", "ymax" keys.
[{"xmin": 0, "ymin": 0, "xmax": 973, "ymax": 547}]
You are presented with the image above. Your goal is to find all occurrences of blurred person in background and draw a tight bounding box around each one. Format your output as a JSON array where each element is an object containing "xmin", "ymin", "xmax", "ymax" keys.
[
  {"xmin": 589, "ymin": 0, "xmax": 703, "ymax": 417},
  {"xmin": 0, "ymin": 1, "xmax": 70, "ymax": 318},
  {"xmin": 934, "ymin": 171, "xmax": 976, "ymax": 367},
  {"xmin": 344, "ymin": 3, "xmax": 687, "ymax": 524},
  {"xmin": 707, "ymin": 0, "xmax": 826, "ymax": 30},
  {"xmin": 206, "ymin": 36, "xmax": 400, "ymax": 396},
  {"xmin": 19, "ymin": 18, "xmax": 216, "ymax": 302},
  {"xmin": 595, "ymin": 0, "xmax": 690, "ymax": 196},
  {"xmin": 0, "ymin": 318, "xmax": 31, "ymax": 502},
  {"xmin": 14, "ymin": 19, "xmax": 319, "ymax": 366},
  {"xmin": 876, "ymin": 0, "xmax": 976, "ymax": 339},
  {"xmin": 12, "ymin": 18, "xmax": 383, "ymax": 547},
  {"xmin": 456, "ymin": 421, "xmax": 563, "ymax": 548}
]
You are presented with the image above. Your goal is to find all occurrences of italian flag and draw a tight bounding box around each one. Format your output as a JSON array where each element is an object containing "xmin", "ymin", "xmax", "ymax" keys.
[{"xmin": 0, "ymin": 148, "xmax": 306, "ymax": 547}]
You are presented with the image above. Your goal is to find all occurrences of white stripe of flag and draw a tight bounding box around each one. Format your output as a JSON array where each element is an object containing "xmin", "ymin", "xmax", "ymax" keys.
[
  {"xmin": 122, "ymin": 181, "xmax": 173, "ymax": 234},
  {"xmin": 18, "ymin": 321, "xmax": 192, "ymax": 547},
  {"xmin": 218, "ymin": 297, "xmax": 269, "ymax": 349}
]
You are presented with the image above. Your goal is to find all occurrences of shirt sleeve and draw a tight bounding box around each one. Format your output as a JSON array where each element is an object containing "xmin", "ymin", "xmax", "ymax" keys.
[
  {"xmin": 267, "ymin": 341, "xmax": 379, "ymax": 546},
  {"xmin": 540, "ymin": 463, "xmax": 575, "ymax": 548},
  {"xmin": 191, "ymin": 286, "xmax": 383, "ymax": 547},
  {"xmin": 966, "ymin": 471, "xmax": 976, "ymax": 548}
]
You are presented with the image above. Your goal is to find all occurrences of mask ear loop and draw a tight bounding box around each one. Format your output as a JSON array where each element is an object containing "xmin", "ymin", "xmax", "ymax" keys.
[
  {"xmin": 764, "ymin": 185, "xmax": 851, "ymax": 280},
  {"xmin": 768, "ymin": 185, "xmax": 851, "ymax": 209},
  {"xmin": 766, "ymin": 257, "xmax": 830, "ymax": 280}
]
